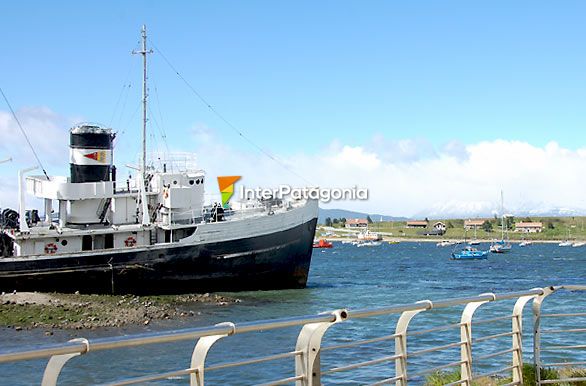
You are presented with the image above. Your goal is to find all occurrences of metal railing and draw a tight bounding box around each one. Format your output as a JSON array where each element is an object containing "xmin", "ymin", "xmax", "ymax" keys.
[{"xmin": 0, "ymin": 285, "xmax": 584, "ymax": 385}]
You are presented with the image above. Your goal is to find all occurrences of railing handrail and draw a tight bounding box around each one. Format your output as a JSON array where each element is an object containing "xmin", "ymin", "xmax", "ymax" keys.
[
  {"xmin": 0, "ymin": 287, "xmax": 546, "ymax": 364},
  {"xmin": 0, "ymin": 284, "xmax": 583, "ymax": 386}
]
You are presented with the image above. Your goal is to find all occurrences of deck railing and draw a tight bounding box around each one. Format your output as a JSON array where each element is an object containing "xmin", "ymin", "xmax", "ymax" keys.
[{"xmin": 0, "ymin": 284, "xmax": 584, "ymax": 385}]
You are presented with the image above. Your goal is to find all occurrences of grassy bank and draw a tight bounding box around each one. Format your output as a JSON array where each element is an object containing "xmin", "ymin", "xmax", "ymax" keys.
[
  {"xmin": 425, "ymin": 364, "xmax": 586, "ymax": 385},
  {"xmin": 319, "ymin": 216, "xmax": 586, "ymax": 241}
]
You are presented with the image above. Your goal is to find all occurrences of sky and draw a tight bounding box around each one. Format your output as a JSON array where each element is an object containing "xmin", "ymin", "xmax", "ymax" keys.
[{"xmin": 1, "ymin": 1, "xmax": 586, "ymax": 217}]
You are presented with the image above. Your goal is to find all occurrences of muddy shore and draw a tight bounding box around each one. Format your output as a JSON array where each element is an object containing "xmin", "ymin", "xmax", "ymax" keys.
[{"xmin": 0, "ymin": 291, "xmax": 240, "ymax": 331}]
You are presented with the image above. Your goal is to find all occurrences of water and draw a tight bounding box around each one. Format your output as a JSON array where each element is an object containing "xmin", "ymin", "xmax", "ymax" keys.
[{"xmin": 1, "ymin": 242, "xmax": 585, "ymax": 385}]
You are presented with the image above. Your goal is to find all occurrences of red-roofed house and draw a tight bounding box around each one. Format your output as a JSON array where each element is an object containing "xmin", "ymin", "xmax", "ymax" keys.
[
  {"xmin": 515, "ymin": 222, "xmax": 543, "ymax": 233},
  {"xmin": 464, "ymin": 219, "xmax": 486, "ymax": 230},
  {"xmin": 345, "ymin": 218, "xmax": 368, "ymax": 228},
  {"xmin": 406, "ymin": 220, "xmax": 429, "ymax": 228}
]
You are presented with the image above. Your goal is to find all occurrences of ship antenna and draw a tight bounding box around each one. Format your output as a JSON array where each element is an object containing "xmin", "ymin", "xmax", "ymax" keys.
[
  {"xmin": 132, "ymin": 25, "xmax": 153, "ymax": 188},
  {"xmin": 132, "ymin": 25, "xmax": 153, "ymax": 226}
]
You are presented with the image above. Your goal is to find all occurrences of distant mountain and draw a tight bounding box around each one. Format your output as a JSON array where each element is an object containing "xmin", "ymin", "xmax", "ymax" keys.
[
  {"xmin": 318, "ymin": 208, "xmax": 406, "ymax": 224},
  {"xmin": 413, "ymin": 200, "xmax": 586, "ymax": 219}
]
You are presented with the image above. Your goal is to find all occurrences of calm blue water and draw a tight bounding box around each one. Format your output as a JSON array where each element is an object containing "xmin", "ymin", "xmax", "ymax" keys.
[{"xmin": 1, "ymin": 242, "xmax": 585, "ymax": 385}]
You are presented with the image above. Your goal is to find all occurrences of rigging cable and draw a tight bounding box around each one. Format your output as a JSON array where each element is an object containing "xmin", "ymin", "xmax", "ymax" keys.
[
  {"xmin": 109, "ymin": 49, "xmax": 138, "ymax": 128},
  {"xmin": 0, "ymin": 87, "xmax": 50, "ymax": 180},
  {"xmin": 150, "ymin": 80, "xmax": 171, "ymax": 155},
  {"xmin": 147, "ymin": 102, "xmax": 171, "ymax": 162},
  {"xmin": 148, "ymin": 40, "xmax": 313, "ymax": 186}
]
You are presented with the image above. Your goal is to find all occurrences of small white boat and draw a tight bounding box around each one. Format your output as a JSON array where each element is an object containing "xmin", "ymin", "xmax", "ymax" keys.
[
  {"xmin": 357, "ymin": 229, "xmax": 382, "ymax": 241},
  {"xmin": 436, "ymin": 240, "xmax": 456, "ymax": 247},
  {"xmin": 468, "ymin": 239, "xmax": 481, "ymax": 246},
  {"xmin": 519, "ymin": 240, "xmax": 532, "ymax": 247},
  {"xmin": 572, "ymin": 241, "xmax": 586, "ymax": 248},
  {"xmin": 559, "ymin": 228, "xmax": 573, "ymax": 247},
  {"xmin": 356, "ymin": 241, "xmax": 382, "ymax": 247}
]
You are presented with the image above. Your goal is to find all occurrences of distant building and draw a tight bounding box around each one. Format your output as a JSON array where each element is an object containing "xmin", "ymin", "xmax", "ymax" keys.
[
  {"xmin": 417, "ymin": 221, "xmax": 447, "ymax": 236},
  {"xmin": 406, "ymin": 220, "xmax": 428, "ymax": 228},
  {"xmin": 433, "ymin": 222, "xmax": 446, "ymax": 232},
  {"xmin": 515, "ymin": 222, "xmax": 543, "ymax": 233},
  {"xmin": 464, "ymin": 219, "xmax": 485, "ymax": 230},
  {"xmin": 345, "ymin": 218, "xmax": 368, "ymax": 228}
]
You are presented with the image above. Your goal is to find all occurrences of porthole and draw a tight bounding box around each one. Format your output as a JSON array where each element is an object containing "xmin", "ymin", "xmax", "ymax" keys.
[
  {"xmin": 173, "ymin": 180, "xmax": 178, "ymax": 185},
  {"xmin": 195, "ymin": 179, "xmax": 200, "ymax": 184},
  {"xmin": 189, "ymin": 180, "xmax": 194, "ymax": 185},
  {"xmin": 61, "ymin": 240, "xmax": 68, "ymax": 246}
]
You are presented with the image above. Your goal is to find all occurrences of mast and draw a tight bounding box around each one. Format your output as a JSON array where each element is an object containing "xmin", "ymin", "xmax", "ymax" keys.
[
  {"xmin": 132, "ymin": 25, "xmax": 153, "ymax": 226},
  {"xmin": 132, "ymin": 25, "xmax": 153, "ymax": 188},
  {"xmin": 500, "ymin": 190, "xmax": 505, "ymax": 240}
]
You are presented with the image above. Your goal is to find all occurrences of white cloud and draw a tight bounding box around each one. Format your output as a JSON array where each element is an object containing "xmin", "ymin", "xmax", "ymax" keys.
[
  {"xmin": 184, "ymin": 131, "xmax": 586, "ymax": 218},
  {"xmin": 2, "ymin": 109, "xmax": 585, "ymax": 220},
  {"xmin": 0, "ymin": 107, "xmax": 76, "ymax": 208},
  {"xmin": 0, "ymin": 107, "xmax": 72, "ymax": 165}
]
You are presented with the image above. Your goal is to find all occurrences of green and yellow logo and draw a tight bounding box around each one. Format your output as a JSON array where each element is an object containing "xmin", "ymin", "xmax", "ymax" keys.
[{"xmin": 217, "ymin": 176, "xmax": 241, "ymax": 208}]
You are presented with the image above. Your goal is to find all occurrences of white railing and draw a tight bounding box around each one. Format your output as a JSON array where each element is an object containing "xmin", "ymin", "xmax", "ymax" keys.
[{"xmin": 0, "ymin": 285, "xmax": 584, "ymax": 385}]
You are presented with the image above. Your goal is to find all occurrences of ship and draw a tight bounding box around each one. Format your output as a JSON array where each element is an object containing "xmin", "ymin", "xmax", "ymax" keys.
[{"xmin": 0, "ymin": 27, "xmax": 318, "ymax": 295}]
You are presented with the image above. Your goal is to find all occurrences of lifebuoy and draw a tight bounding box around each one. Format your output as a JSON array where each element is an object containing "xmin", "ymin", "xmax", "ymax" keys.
[
  {"xmin": 124, "ymin": 236, "xmax": 137, "ymax": 247},
  {"xmin": 45, "ymin": 243, "xmax": 58, "ymax": 254}
]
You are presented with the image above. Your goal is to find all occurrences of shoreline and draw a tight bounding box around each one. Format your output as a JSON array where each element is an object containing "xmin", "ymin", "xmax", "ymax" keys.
[
  {"xmin": 325, "ymin": 237, "xmax": 566, "ymax": 244},
  {"xmin": 0, "ymin": 292, "xmax": 240, "ymax": 331}
]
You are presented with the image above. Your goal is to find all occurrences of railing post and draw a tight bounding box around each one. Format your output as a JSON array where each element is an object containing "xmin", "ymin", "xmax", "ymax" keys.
[
  {"xmin": 460, "ymin": 294, "xmax": 494, "ymax": 386},
  {"xmin": 295, "ymin": 309, "xmax": 348, "ymax": 386},
  {"xmin": 41, "ymin": 338, "xmax": 89, "ymax": 386},
  {"xmin": 190, "ymin": 322, "xmax": 235, "ymax": 386},
  {"xmin": 533, "ymin": 286, "xmax": 555, "ymax": 386},
  {"xmin": 394, "ymin": 300, "xmax": 432, "ymax": 386},
  {"xmin": 511, "ymin": 290, "xmax": 541, "ymax": 384}
]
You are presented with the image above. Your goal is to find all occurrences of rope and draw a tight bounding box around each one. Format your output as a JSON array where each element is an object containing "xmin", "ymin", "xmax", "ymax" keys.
[
  {"xmin": 148, "ymin": 40, "xmax": 313, "ymax": 186},
  {"xmin": 0, "ymin": 87, "xmax": 49, "ymax": 180}
]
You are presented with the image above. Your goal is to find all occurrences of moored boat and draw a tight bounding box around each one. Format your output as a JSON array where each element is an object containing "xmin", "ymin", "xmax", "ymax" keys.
[
  {"xmin": 313, "ymin": 239, "xmax": 333, "ymax": 248},
  {"xmin": 490, "ymin": 240, "xmax": 512, "ymax": 253},
  {"xmin": 490, "ymin": 191, "xmax": 512, "ymax": 253},
  {"xmin": 355, "ymin": 241, "xmax": 382, "ymax": 247},
  {"xmin": 451, "ymin": 246, "xmax": 489, "ymax": 260},
  {"xmin": 436, "ymin": 240, "xmax": 456, "ymax": 247},
  {"xmin": 0, "ymin": 27, "xmax": 318, "ymax": 295},
  {"xmin": 357, "ymin": 229, "xmax": 382, "ymax": 241}
]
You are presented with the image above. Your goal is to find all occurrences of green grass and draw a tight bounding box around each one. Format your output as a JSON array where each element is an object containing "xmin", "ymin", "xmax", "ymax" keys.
[
  {"xmin": 320, "ymin": 216, "xmax": 586, "ymax": 241},
  {"xmin": 424, "ymin": 364, "xmax": 583, "ymax": 386},
  {"xmin": 0, "ymin": 303, "xmax": 96, "ymax": 327}
]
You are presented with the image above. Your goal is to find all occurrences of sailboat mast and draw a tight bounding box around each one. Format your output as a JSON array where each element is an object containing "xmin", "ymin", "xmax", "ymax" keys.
[{"xmin": 501, "ymin": 190, "xmax": 505, "ymax": 240}]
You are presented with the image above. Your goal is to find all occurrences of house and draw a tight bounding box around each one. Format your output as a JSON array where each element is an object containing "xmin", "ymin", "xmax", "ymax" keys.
[
  {"xmin": 345, "ymin": 218, "xmax": 368, "ymax": 228},
  {"xmin": 418, "ymin": 228, "xmax": 445, "ymax": 236},
  {"xmin": 515, "ymin": 222, "xmax": 543, "ymax": 233},
  {"xmin": 433, "ymin": 222, "xmax": 446, "ymax": 232},
  {"xmin": 406, "ymin": 220, "xmax": 428, "ymax": 228},
  {"xmin": 464, "ymin": 219, "xmax": 485, "ymax": 230}
]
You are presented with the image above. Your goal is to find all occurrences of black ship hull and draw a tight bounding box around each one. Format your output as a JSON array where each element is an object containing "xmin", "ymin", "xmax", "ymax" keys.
[{"xmin": 0, "ymin": 218, "xmax": 317, "ymax": 295}]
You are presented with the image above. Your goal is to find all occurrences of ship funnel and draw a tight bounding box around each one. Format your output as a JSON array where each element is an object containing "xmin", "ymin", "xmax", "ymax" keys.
[{"xmin": 69, "ymin": 124, "xmax": 114, "ymax": 183}]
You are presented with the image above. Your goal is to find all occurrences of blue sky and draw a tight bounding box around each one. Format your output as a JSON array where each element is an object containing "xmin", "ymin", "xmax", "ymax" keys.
[{"xmin": 2, "ymin": 1, "xmax": 586, "ymax": 216}]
